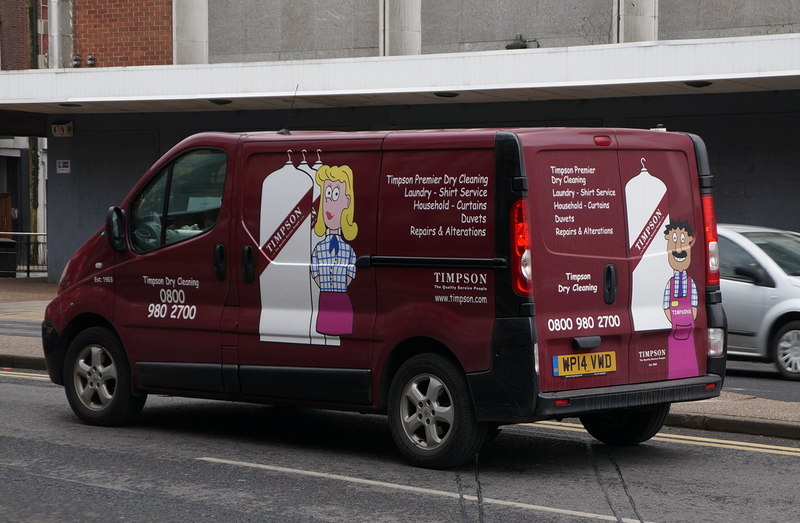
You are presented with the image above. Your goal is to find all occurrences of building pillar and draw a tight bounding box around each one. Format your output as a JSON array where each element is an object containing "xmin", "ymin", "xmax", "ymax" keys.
[
  {"xmin": 380, "ymin": 0, "xmax": 421, "ymax": 56},
  {"xmin": 616, "ymin": 0, "xmax": 658, "ymax": 43},
  {"xmin": 174, "ymin": 0, "xmax": 209, "ymax": 64}
]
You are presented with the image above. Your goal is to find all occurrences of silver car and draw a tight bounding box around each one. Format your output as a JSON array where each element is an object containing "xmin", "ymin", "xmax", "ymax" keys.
[{"xmin": 718, "ymin": 224, "xmax": 800, "ymax": 380}]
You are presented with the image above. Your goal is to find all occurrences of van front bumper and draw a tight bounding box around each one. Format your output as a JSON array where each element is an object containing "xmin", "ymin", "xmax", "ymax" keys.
[{"xmin": 41, "ymin": 319, "xmax": 65, "ymax": 385}]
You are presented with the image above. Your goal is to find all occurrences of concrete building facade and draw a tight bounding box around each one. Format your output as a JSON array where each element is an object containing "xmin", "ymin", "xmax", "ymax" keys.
[{"xmin": 2, "ymin": 1, "xmax": 800, "ymax": 280}]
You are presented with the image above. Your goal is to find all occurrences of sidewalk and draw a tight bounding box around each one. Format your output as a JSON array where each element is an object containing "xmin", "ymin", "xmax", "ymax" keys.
[
  {"xmin": 1, "ymin": 277, "xmax": 798, "ymax": 441},
  {"xmin": 0, "ymin": 277, "xmax": 57, "ymax": 371}
]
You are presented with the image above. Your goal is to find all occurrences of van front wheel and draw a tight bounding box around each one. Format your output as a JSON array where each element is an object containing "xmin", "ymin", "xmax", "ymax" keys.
[
  {"xmin": 579, "ymin": 403, "xmax": 670, "ymax": 445},
  {"xmin": 388, "ymin": 354, "xmax": 487, "ymax": 469},
  {"xmin": 63, "ymin": 327, "xmax": 146, "ymax": 426}
]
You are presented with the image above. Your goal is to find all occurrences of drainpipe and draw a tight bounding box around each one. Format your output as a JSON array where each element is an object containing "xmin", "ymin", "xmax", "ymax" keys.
[{"xmin": 49, "ymin": 0, "xmax": 74, "ymax": 68}]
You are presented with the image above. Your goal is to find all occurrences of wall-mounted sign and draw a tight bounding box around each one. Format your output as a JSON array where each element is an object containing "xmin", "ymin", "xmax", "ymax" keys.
[
  {"xmin": 56, "ymin": 160, "xmax": 71, "ymax": 174},
  {"xmin": 51, "ymin": 121, "xmax": 74, "ymax": 138}
]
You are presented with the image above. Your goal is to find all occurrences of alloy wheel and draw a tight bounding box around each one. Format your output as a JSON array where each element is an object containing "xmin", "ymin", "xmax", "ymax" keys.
[
  {"xmin": 399, "ymin": 373, "xmax": 455, "ymax": 451},
  {"xmin": 73, "ymin": 344, "xmax": 118, "ymax": 411}
]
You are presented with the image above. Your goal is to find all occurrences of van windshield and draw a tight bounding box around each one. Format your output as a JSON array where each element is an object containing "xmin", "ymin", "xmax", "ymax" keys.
[{"xmin": 744, "ymin": 231, "xmax": 800, "ymax": 276}]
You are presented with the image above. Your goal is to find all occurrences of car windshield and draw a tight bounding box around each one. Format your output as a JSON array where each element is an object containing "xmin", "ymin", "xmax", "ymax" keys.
[{"xmin": 743, "ymin": 231, "xmax": 800, "ymax": 276}]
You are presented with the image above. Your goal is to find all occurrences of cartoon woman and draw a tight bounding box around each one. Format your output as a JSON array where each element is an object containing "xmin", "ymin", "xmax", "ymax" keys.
[{"xmin": 310, "ymin": 165, "xmax": 358, "ymax": 336}]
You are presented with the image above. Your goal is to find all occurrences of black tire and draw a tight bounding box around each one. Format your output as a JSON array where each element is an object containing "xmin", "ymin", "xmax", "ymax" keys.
[
  {"xmin": 771, "ymin": 321, "xmax": 800, "ymax": 381},
  {"xmin": 63, "ymin": 327, "xmax": 146, "ymax": 426},
  {"xmin": 579, "ymin": 403, "xmax": 670, "ymax": 445},
  {"xmin": 387, "ymin": 353, "xmax": 487, "ymax": 469}
]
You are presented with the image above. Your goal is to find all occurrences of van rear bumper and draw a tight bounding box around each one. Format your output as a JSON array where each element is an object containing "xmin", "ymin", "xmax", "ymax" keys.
[{"xmin": 532, "ymin": 374, "xmax": 723, "ymax": 420}]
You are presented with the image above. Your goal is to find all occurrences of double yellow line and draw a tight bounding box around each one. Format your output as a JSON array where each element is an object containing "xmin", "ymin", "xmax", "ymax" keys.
[
  {"xmin": 533, "ymin": 420, "xmax": 800, "ymax": 457},
  {"xmin": 0, "ymin": 369, "xmax": 50, "ymax": 381}
]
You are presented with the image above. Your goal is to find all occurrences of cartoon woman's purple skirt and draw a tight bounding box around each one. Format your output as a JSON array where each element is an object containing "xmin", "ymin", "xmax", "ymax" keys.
[{"xmin": 316, "ymin": 291, "xmax": 353, "ymax": 335}]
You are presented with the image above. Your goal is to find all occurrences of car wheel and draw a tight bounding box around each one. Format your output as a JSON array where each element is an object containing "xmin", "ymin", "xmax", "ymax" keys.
[
  {"xmin": 387, "ymin": 353, "xmax": 487, "ymax": 469},
  {"xmin": 772, "ymin": 321, "xmax": 800, "ymax": 381},
  {"xmin": 579, "ymin": 403, "xmax": 670, "ymax": 445},
  {"xmin": 63, "ymin": 327, "xmax": 146, "ymax": 425}
]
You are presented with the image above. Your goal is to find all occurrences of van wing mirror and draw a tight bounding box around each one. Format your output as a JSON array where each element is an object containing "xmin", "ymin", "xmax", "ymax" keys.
[{"xmin": 106, "ymin": 206, "xmax": 127, "ymax": 252}]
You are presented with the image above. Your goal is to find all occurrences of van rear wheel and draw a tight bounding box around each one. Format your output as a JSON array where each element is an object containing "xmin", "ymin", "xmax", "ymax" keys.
[
  {"xmin": 63, "ymin": 327, "xmax": 146, "ymax": 426},
  {"xmin": 387, "ymin": 353, "xmax": 487, "ymax": 469},
  {"xmin": 579, "ymin": 403, "xmax": 670, "ymax": 445}
]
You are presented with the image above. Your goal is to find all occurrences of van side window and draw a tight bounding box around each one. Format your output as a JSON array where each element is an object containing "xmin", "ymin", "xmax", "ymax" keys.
[
  {"xmin": 130, "ymin": 149, "xmax": 227, "ymax": 254},
  {"xmin": 718, "ymin": 236, "xmax": 759, "ymax": 281}
]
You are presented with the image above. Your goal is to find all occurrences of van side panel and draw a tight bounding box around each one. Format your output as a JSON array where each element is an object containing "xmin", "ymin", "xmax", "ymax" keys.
[
  {"xmin": 234, "ymin": 138, "xmax": 382, "ymax": 403},
  {"xmin": 374, "ymin": 144, "xmax": 497, "ymax": 376}
]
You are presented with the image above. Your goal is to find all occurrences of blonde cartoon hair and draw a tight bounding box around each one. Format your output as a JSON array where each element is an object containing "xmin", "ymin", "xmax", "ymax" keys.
[{"xmin": 314, "ymin": 165, "xmax": 358, "ymax": 241}]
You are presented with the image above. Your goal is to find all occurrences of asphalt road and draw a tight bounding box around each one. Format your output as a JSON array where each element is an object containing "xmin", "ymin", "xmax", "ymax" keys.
[
  {"xmin": 2, "ymin": 369, "xmax": 798, "ymax": 523},
  {"xmin": 725, "ymin": 360, "xmax": 800, "ymax": 402},
  {"xmin": 0, "ymin": 320, "xmax": 40, "ymax": 338}
]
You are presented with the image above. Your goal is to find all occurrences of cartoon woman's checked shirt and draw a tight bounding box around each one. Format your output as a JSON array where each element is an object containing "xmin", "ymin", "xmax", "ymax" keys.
[{"xmin": 311, "ymin": 234, "xmax": 356, "ymax": 292}]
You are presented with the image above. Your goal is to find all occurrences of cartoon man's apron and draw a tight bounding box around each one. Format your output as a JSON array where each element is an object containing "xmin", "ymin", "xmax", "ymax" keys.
[{"xmin": 666, "ymin": 273, "xmax": 698, "ymax": 379}]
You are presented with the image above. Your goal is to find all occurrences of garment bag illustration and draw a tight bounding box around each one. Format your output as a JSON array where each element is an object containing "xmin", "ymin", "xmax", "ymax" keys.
[
  {"xmin": 259, "ymin": 151, "xmax": 315, "ymax": 344},
  {"xmin": 625, "ymin": 158, "xmax": 672, "ymax": 332},
  {"xmin": 297, "ymin": 150, "xmax": 336, "ymax": 346},
  {"xmin": 259, "ymin": 150, "xmax": 354, "ymax": 346}
]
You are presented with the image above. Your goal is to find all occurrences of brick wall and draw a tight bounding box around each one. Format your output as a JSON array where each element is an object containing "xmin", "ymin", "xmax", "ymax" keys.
[
  {"xmin": 73, "ymin": 0, "xmax": 172, "ymax": 67},
  {"xmin": 0, "ymin": 0, "xmax": 32, "ymax": 70}
]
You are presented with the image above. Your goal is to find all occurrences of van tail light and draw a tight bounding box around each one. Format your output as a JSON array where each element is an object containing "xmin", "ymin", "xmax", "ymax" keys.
[
  {"xmin": 707, "ymin": 328, "xmax": 725, "ymax": 357},
  {"xmin": 701, "ymin": 194, "xmax": 720, "ymax": 287},
  {"xmin": 511, "ymin": 199, "xmax": 532, "ymax": 295}
]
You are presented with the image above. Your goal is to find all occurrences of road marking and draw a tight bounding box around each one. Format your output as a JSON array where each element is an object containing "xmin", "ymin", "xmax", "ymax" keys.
[
  {"xmin": 7, "ymin": 366, "xmax": 793, "ymax": 457},
  {"xmin": 197, "ymin": 456, "xmax": 648, "ymax": 522},
  {"xmin": 0, "ymin": 369, "xmax": 50, "ymax": 381},
  {"xmin": 530, "ymin": 421, "xmax": 800, "ymax": 457}
]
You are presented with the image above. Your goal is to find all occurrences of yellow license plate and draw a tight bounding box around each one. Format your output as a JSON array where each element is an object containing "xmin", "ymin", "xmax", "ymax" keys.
[{"xmin": 553, "ymin": 351, "xmax": 617, "ymax": 377}]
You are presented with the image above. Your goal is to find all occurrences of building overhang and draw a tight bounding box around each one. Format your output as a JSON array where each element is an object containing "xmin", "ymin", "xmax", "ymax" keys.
[{"xmin": 3, "ymin": 34, "xmax": 800, "ymax": 120}]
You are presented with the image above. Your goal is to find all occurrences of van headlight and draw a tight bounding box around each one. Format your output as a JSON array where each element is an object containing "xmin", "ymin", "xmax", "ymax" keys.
[{"xmin": 58, "ymin": 259, "xmax": 71, "ymax": 286}]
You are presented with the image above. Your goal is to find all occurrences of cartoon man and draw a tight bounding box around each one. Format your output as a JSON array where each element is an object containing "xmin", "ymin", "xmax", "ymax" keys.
[
  {"xmin": 663, "ymin": 219, "xmax": 699, "ymax": 379},
  {"xmin": 310, "ymin": 165, "xmax": 358, "ymax": 336}
]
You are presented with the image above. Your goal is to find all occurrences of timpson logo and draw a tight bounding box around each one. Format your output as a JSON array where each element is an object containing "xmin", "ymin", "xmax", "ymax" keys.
[
  {"xmin": 638, "ymin": 349, "xmax": 666, "ymax": 359},
  {"xmin": 434, "ymin": 272, "xmax": 488, "ymax": 285},
  {"xmin": 633, "ymin": 207, "xmax": 665, "ymax": 253},
  {"xmin": 263, "ymin": 206, "xmax": 305, "ymax": 257}
]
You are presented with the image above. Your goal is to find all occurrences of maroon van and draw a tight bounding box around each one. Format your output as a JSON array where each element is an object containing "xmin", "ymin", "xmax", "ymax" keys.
[{"xmin": 43, "ymin": 128, "xmax": 726, "ymax": 468}]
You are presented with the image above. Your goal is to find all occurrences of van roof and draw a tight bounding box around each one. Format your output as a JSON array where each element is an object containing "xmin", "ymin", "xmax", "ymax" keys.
[{"xmin": 176, "ymin": 127, "xmax": 686, "ymax": 151}]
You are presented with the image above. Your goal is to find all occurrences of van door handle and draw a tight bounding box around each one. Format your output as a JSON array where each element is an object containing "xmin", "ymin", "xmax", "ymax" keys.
[
  {"xmin": 242, "ymin": 245, "xmax": 255, "ymax": 283},
  {"xmin": 214, "ymin": 244, "xmax": 226, "ymax": 281},
  {"xmin": 572, "ymin": 336, "xmax": 601, "ymax": 350},
  {"xmin": 603, "ymin": 263, "xmax": 617, "ymax": 305}
]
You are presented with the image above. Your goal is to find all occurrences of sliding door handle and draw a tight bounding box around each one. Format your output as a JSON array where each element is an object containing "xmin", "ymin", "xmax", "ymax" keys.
[
  {"xmin": 242, "ymin": 245, "xmax": 255, "ymax": 283},
  {"xmin": 214, "ymin": 244, "xmax": 226, "ymax": 281}
]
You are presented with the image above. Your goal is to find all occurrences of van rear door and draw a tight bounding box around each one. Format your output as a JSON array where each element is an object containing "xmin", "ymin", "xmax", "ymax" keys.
[
  {"xmin": 522, "ymin": 129, "xmax": 708, "ymax": 393},
  {"xmin": 521, "ymin": 130, "xmax": 631, "ymax": 392},
  {"xmin": 616, "ymin": 130, "xmax": 709, "ymax": 384}
]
